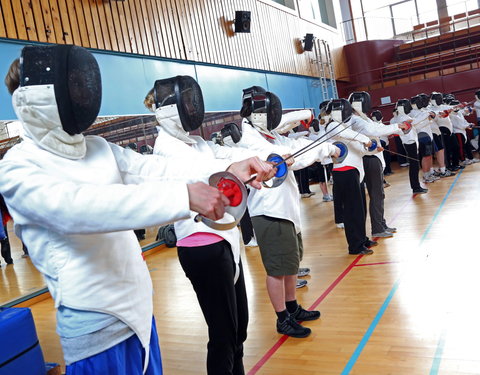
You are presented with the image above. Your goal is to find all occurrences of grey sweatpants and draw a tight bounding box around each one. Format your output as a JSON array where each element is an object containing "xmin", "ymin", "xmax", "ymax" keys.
[{"xmin": 362, "ymin": 155, "xmax": 388, "ymax": 235}]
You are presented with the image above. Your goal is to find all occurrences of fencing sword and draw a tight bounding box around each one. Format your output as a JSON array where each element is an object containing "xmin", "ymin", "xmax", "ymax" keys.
[
  {"xmin": 243, "ymin": 115, "xmax": 356, "ymax": 186},
  {"xmin": 382, "ymin": 147, "xmax": 420, "ymax": 162}
]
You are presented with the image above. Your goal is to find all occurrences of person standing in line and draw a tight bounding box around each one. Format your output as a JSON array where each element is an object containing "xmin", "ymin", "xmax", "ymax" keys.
[
  {"xmin": 394, "ymin": 99, "xmax": 428, "ymax": 195},
  {"xmin": 323, "ymin": 99, "xmax": 375, "ymax": 255},
  {"xmin": 234, "ymin": 86, "xmax": 340, "ymax": 338},
  {"xmin": 144, "ymin": 76, "xmax": 274, "ymax": 375},
  {"xmin": 349, "ymin": 92, "xmax": 409, "ymax": 239}
]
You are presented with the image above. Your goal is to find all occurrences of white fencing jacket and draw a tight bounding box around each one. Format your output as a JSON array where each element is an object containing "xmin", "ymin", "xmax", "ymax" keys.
[
  {"xmin": 153, "ymin": 128, "xmax": 266, "ymax": 282},
  {"xmin": 325, "ymin": 120, "xmax": 370, "ymax": 181},
  {"xmin": 351, "ymin": 115, "xmax": 403, "ymax": 168},
  {"xmin": 409, "ymin": 108, "xmax": 434, "ymax": 140},
  {"xmin": 450, "ymin": 110, "xmax": 471, "ymax": 138},
  {"xmin": 0, "ymin": 90, "xmax": 229, "ymax": 371},
  {"xmin": 395, "ymin": 113, "xmax": 417, "ymax": 145},
  {"xmin": 429, "ymin": 104, "xmax": 452, "ymax": 133},
  {"xmin": 234, "ymin": 120, "xmax": 336, "ymax": 233}
]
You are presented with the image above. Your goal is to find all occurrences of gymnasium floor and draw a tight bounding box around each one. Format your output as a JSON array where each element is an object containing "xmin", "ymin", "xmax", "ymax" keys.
[{"xmin": 13, "ymin": 161, "xmax": 480, "ymax": 374}]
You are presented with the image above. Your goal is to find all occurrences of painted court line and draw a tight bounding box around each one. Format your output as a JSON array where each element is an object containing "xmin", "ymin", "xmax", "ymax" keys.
[
  {"xmin": 354, "ymin": 261, "xmax": 399, "ymax": 267},
  {"xmin": 341, "ymin": 170, "xmax": 463, "ymax": 375},
  {"xmin": 247, "ymin": 255, "xmax": 364, "ymax": 375},
  {"xmin": 430, "ymin": 329, "xmax": 447, "ymax": 375},
  {"xmin": 248, "ymin": 191, "xmax": 419, "ymax": 374}
]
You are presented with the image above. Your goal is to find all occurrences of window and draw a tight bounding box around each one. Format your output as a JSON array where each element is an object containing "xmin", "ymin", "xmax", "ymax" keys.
[
  {"xmin": 298, "ymin": 0, "xmax": 337, "ymax": 28},
  {"xmin": 270, "ymin": 0, "xmax": 296, "ymax": 10}
]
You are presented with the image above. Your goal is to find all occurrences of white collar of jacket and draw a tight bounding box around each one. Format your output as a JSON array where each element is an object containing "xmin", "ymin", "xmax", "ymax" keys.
[
  {"xmin": 154, "ymin": 104, "xmax": 197, "ymax": 144},
  {"xmin": 247, "ymin": 113, "xmax": 275, "ymax": 138},
  {"xmin": 12, "ymin": 85, "xmax": 87, "ymax": 159}
]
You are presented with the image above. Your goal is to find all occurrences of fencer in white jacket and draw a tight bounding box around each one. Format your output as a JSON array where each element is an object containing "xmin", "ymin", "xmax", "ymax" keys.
[
  {"xmin": 323, "ymin": 99, "xmax": 375, "ymax": 255},
  {"xmin": 394, "ymin": 100, "xmax": 428, "ymax": 194},
  {"xmin": 146, "ymin": 81, "xmax": 271, "ymax": 374},
  {"xmin": 234, "ymin": 87, "xmax": 339, "ymax": 339},
  {"xmin": 349, "ymin": 92, "xmax": 406, "ymax": 238},
  {"xmin": 409, "ymin": 95, "xmax": 437, "ymax": 183},
  {"xmin": 427, "ymin": 93, "xmax": 454, "ymax": 177},
  {"xmin": 0, "ymin": 51, "xmax": 273, "ymax": 375},
  {"xmin": 449, "ymin": 102, "xmax": 478, "ymax": 166}
]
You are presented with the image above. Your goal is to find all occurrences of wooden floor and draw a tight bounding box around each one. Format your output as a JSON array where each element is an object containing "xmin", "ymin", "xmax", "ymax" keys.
[{"xmin": 17, "ymin": 161, "xmax": 480, "ymax": 374}]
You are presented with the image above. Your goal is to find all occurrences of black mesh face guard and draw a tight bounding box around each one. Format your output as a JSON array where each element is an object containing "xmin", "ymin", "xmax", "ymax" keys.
[
  {"xmin": 154, "ymin": 75, "xmax": 205, "ymax": 132},
  {"xmin": 476, "ymin": 90, "xmax": 480, "ymax": 98},
  {"xmin": 21, "ymin": 45, "xmax": 102, "ymax": 135},
  {"xmin": 266, "ymin": 92, "xmax": 282, "ymax": 131},
  {"xmin": 450, "ymin": 100, "xmax": 460, "ymax": 111},
  {"xmin": 220, "ymin": 122, "xmax": 242, "ymax": 144},
  {"xmin": 396, "ymin": 99, "xmax": 412, "ymax": 114},
  {"xmin": 319, "ymin": 100, "xmax": 330, "ymax": 119},
  {"xmin": 443, "ymin": 93, "xmax": 455, "ymax": 104},
  {"xmin": 371, "ymin": 110, "xmax": 383, "ymax": 122},
  {"xmin": 240, "ymin": 86, "xmax": 267, "ymax": 118},
  {"xmin": 240, "ymin": 86, "xmax": 282, "ymax": 131},
  {"xmin": 348, "ymin": 91, "xmax": 371, "ymax": 113},
  {"xmin": 327, "ymin": 98, "xmax": 352, "ymax": 122},
  {"xmin": 430, "ymin": 92, "xmax": 443, "ymax": 106},
  {"xmin": 418, "ymin": 94, "xmax": 430, "ymax": 109},
  {"xmin": 410, "ymin": 95, "xmax": 421, "ymax": 108}
]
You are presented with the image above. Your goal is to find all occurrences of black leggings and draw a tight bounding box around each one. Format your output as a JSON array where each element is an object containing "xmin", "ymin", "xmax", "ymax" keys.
[{"xmin": 178, "ymin": 241, "xmax": 248, "ymax": 375}]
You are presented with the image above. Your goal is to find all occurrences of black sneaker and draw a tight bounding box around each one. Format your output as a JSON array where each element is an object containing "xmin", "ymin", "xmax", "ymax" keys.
[
  {"xmin": 413, "ymin": 188, "xmax": 428, "ymax": 194},
  {"xmin": 276, "ymin": 315, "xmax": 311, "ymax": 338},
  {"xmin": 291, "ymin": 305, "xmax": 320, "ymax": 322},
  {"xmin": 349, "ymin": 247, "xmax": 374, "ymax": 255},
  {"xmin": 365, "ymin": 239, "xmax": 378, "ymax": 248}
]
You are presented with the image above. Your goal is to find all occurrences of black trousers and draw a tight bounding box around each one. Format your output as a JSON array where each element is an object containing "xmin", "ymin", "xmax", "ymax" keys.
[
  {"xmin": 456, "ymin": 133, "xmax": 474, "ymax": 160},
  {"xmin": 394, "ymin": 137, "xmax": 407, "ymax": 164},
  {"xmin": 294, "ymin": 168, "xmax": 311, "ymax": 194},
  {"xmin": 178, "ymin": 241, "xmax": 248, "ymax": 375},
  {"xmin": 381, "ymin": 140, "xmax": 392, "ymax": 174},
  {"xmin": 332, "ymin": 169, "xmax": 367, "ymax": 253},
  {"xmin": 440, "ymin": 127, "xmax": 458, "ymax": 168},
  {"xmin": 403, "ymin": 142, "xmax": 421, "ymax": 191},
  {"xmin": 363, "ymin": 156, "xmax": 387, "ymax": 235},
  {"xmin": 1, "ymin": 225, "xmax": 13, "ymax": 264},
  {"xmin": 239, "ymin": 207, "xmax": 254, "ymax": 245}
]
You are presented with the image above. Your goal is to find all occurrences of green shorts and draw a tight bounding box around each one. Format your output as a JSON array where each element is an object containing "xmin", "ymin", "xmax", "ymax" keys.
[{"xmin": 251, "ymin": 215, "xmax": 303, "ymax": 276}]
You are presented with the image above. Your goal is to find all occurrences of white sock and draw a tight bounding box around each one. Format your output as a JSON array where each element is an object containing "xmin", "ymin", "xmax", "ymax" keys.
[{"xmin": 440, "ymin": 167, "xmax": 446, "ymax": 173}]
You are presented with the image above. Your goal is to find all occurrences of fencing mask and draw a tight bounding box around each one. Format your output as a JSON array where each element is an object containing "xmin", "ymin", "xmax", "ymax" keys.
[
  {"xmin": 395, "ymin": 99, "xmax": 412, "ymax": 115},
  {"xmin": 410, "ymin": 95, "xmax": 423, "ymax": 109},
  {"xmin": 430, "ymin": 92, "xmax": 443, "ymax": 106},
  {"xmin": 327, "ymin": 98, "xmax": 352, "ymax": 123},
  {"xmin": 348, "ymin": 91, "xmax": 371, "ymax": 115},
  {"xmin": 221, "ymin": 122, "xmax": 242, "ymax": 143},
  {"xmin": 240, "ymin": 86, "xmax": 282, "ymax": 137},
  {"xmin": 418, "ymin": 93, "xmax": 430, "ymax": 109},
  {"xmin": 20, "ymin": 45, "xmax": 101, "ymax": 135},
  {"xmin": 371, "ymin": 110, "xmax": 383, "ymax": 122},
  {"xmin": 154, "ymin": 75, "xmax": 204, "ymax": 132}
]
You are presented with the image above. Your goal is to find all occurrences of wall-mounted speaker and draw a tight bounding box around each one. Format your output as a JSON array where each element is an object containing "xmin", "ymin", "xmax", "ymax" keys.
[
  {"xmin": 235, "ymin": 11, "xmax": 251, "ymax": 33},
  {"xmin": 303, "ymin": 33, "xmax": 314, "ymax": 51}
]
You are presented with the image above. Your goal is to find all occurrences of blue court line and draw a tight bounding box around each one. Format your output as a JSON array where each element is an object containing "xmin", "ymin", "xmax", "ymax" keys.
[
  {"xmin": 430, "ymin": 329, "xmax": 447, "ymax": 375},
  {"xmin": 341, "ymin": 170, "xmax": 463, "ymax": 374}
]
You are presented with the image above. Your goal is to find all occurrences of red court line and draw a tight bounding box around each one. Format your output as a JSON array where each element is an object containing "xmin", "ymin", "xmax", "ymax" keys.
[
  {"xmin": 247, "ymin": 193, "xmax": 418, "ymax": 375},
  {"xmin": 354, "ymin": 261, "xmax": 399, "ymax": 267},
  {"xmin": 247, "ymin": 255, "xmax": 364, "ymax": 375}
]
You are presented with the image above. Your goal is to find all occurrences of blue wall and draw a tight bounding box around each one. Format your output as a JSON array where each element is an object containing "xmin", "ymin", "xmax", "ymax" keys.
[{"xmin": 0, "ymin": 39, "xmax": 334, "ymax": 120}]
